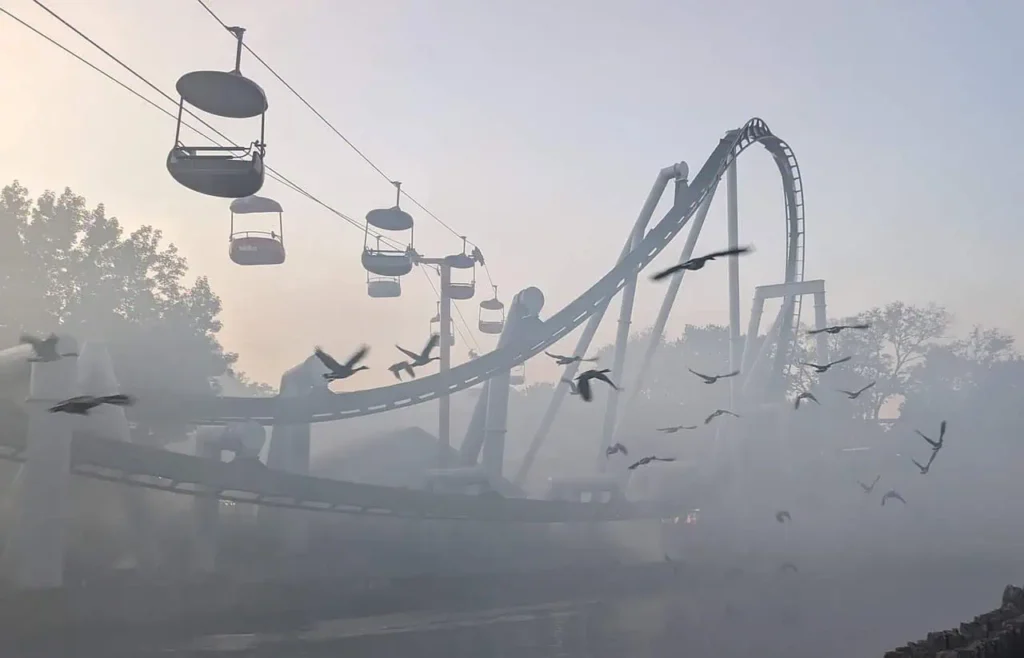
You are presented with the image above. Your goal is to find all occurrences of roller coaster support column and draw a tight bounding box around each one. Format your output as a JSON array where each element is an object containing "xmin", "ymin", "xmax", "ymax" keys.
[
  {"xmin": 193, "ymin": 427, "xmax": 223, "ymax": 574},
  {"xmin": 480, "ymin": 287, "xmax": 544, "ymax": 481},
  {"xmin": 460, "ymin": 295, "xmax": 517, "ymax": 468},
  {"xmin": 599, "ymin": 162, "xmax": 689, "ymax": 470},
  {"xmin": 514, "ymin": 164, "xmax": 681, "ymax": 487},
  {"xmin": 812, "ymin": 290, "xmax": 829, "ymax": 365},
  {"xmin": 77, "ymin": 341, "xmax": 159, "ymax": 573},
  {"xmin": 260, "ymin": 356, "xmax": 323, "ymax": 556},
  {"xmin": 737, "ymin": 280, "xmax": 827, "ymax": 404},
  {"xmin": 621, "ymin": 178, "xmax": 720, "ymax": 415},
  {"xmin": 438, "ymin": 263, "xmax": 453, "ymax": 466},
  {"xmin": 726, "ymin": 159, "xmax": 742, "ymax": 409},
  {"xmin": 1, "ymin": 334, "xmax": 77, "ymax": 589}
]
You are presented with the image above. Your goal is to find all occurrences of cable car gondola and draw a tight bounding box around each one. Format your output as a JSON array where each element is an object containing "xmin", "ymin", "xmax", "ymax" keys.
[
  {"xmin": 367, "ymin": 273, "xmax": 401, "ymax": 298},
  {"xmin": 365, "ymin": 234, "xmax": 404, "ymax": 297},
  {"xmin": 228, "ymin": 195, "xmax": 285, "ymax": 265},
  {"xmin": 478, "ymin": 285, "xmax": 505, "ymax": 334},
  {"xmin": 167, "ymin": 27, "xmax": 268, "ymax": 199},
  {"xmin": 429, "ymin": 302, "xmax": 456, "ymax": 347},
  {"xmin": 362, "ymin": 182, "xmax": 414, "ymax": 287},
  {"xmin": 445, "ymin": 237, "xmax": 477, "ymax": 300},
  {"xmin": 510, "ymin": 363, "xmax": 525, "ymax": 386}
]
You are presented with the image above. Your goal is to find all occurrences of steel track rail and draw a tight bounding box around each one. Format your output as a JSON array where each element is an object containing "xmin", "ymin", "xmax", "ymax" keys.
[
  {"xmin": 0, "ymin": 435, "xmax": 683, "ymax": 523},
  {"xmin": 127, "ymin": 118, "xmax": 804, "ymax": 426}
]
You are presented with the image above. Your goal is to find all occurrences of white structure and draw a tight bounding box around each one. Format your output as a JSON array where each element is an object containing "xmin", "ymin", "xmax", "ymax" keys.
[
  {"xmin": 257, "ymin": 355, "xmax": 325, "ymax": 555},
  {"xmin": 77, "ymin": 340, "xmax": 159, "ymax": 572},
  {"xmin": 193, "ymin": 420, "xmax": 265, "ymax": 573},
  {"xmin": 0, "ymin": 335, "xmax": 77, "ymax": 589}
]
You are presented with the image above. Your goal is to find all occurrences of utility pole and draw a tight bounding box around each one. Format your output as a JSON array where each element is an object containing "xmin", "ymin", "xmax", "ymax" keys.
[
  {"xmin": 412, "ymin": 245, "xmax": 481, "ymax": 467},
  {"xmin": 438, "ymin": 262, "xmax": 452, "ymax": 465}
]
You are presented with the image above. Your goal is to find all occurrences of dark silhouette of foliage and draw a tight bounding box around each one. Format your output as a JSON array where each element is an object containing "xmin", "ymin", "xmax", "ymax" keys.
[{"xmin": 0, "ymin": 181, "xmax": 270, "ymax": 408}]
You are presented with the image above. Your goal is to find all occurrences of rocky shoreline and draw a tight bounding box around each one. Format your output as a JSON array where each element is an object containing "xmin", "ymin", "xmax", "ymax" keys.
[{"xmin": 886, "ymin": 585, "xmax": 1024, "ymax": 658}]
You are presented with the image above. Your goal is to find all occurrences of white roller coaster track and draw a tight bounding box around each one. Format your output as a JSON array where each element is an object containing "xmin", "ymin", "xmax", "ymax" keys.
[{"xmin": 126, "ymin": 118, "xmax": 805, "ymax": 426}]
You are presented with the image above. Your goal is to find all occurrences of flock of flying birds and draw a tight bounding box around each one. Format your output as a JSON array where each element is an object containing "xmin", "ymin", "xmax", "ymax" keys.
[
  {"xmin": 607, "ymin": 245, "xmax": 951, "ymax": 527},
  {"xmin": 601, "ymin": 318, "xmax": 949, "ymax": 511},
  {"xmin": 19, "ymin": 245, "xmax": 948, "ymax": 518}
]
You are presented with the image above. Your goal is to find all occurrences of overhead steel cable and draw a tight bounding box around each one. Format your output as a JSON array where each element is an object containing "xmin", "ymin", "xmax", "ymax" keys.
[
  {"xmin": 21, "ymin": 0, "xmax": 406, "ymax": 251},
  {"xmin": 12, "ymin": 1, "xmax": 486, "ymax": 328},
  {"xmin": 192, "ymin": 0, "xmax": 498, "ymax": 287}
]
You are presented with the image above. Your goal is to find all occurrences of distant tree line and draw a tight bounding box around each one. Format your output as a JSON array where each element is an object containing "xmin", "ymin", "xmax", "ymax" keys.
[
  {"xmin": 504, "ymin": 300, "xmax": 1022, "ymax": 485},
  {"xmin": 0, "ymin": 181, "xmax": 272, "ymax": 443}
]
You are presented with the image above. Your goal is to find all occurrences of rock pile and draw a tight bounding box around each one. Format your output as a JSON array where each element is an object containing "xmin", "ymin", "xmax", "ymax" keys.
[{"xmin": 885, "ymin": 585, "xmax": 1024, "ymax": 658}]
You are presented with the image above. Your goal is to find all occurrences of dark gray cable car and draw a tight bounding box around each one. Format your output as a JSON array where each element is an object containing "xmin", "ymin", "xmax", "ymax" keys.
[
  {"xmin": 445, "ymin": 237, "xmax": 477, "ymax": 300},
  {"xmin": 362, "ymin": 182, "xmax": 414, "ymax": 283},
  {"xmin": 365, "ymin": 236, "xmax": 403, "ymax": 298},
  {"xmin": 167, "ymin": 27, "xmax": 268, "ymax": 199},
  {"xmin": 478, "ymin": 285, "xmax": 505, "ymax": 334},
  {"xmin": 510, "ymin": 363, "xmax": 526, "ymax": 386},
  {"xmin": 367, "ymin": 276, "xmax": 401, "ymax": 298},
  {"xmin": 429, "ymin": 302, "xmax": 455, "ymax": 347},
  {"xmin": 228, "ymin": 195, "xmax": 284, "ymax": 265}
]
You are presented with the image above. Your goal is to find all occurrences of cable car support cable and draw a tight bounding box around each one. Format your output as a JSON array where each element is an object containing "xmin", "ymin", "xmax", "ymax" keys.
[
  {"xmin": 17, "ymin": 1, "xmax": 405, "ymax": 251},
  {"xmin": 21, "ymin": 0, "xmax": 499, "ymax": 336},
  {"xmin": 191, "ymin": 0, "xmax": 492, "ymax": 256},
  {"xmin": 126, "ymin": 117, "xmax": 805, "ymax": 426}
]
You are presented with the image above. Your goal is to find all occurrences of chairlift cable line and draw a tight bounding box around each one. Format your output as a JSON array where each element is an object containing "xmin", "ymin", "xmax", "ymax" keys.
[
  {"xmin": 10, "ymin": 2, "xmax": 485, "ymax": 329},
  {"xmin": 420, "ymin": 270, "xmax": 477, "ymax": 351},
  {"xmin": 14, "ymin": 1, "xmax": 406, "ymax": 251},
  {"xmin": 191, "ymin": 0, "xmax": 495, "ymax": 266}
]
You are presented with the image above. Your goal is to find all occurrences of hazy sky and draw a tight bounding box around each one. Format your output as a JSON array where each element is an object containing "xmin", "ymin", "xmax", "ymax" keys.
[{"xmin": 1, "ymin": 0, "xmax": 1021, "ymax": 387}]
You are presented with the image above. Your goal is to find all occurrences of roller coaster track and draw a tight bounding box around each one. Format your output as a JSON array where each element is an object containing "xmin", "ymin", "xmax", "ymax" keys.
[
  {"xmin": 0, "ymin": 118, "xmax": 803, "ymax": 525},
  {"xmin": 0, "ymin": 433, "xmax": 681, "ymax": 522},
  {"xmin": 128, "ymin": 117, "xmax": 806, "ymax": 426}
]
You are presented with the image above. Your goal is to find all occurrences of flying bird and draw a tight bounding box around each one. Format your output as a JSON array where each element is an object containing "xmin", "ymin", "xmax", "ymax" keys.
[
  {"xmin": 20, "ymin": 333, "xmax": 77, "ymax": 362},
  {"xmin": 574, "ymin": 369, "xmax": 620, "ymax": 402},
  {"xmin": 807, "ymin": 323, "xmax": 871, "ymax": 336},
  {"xmin": 794, "ymin": 391, "xmax": 819, "ymax": 410},
  {"xmin": 396, "ymin": 334, "xmax": 440, "ymax": 368},
  {"xmin": 838, "ymin": 382, "xmax": 875, "ymax": 399},
  {"xmin": 658, "ymin": 425, "xmax": 698, "ymax": 433},
  {"xmin": 688, "ymin": 368, "xmax": 740, "ymax": 385},
  {"xmin": 858, "ymin": 475, "xmax": 881, "ymax": 494},
  {"xmin": 388, "ymin": 361, "xmax": 416, "ymax": 381},
  {"xmin": 915, "ymin": 420, "xmax": 947, "ymax": 452},
  {"xmin": 314, "ymin": 345, "xmax": 370, "ymax": 382},
  {"xmin": 911, "ymin": 451, "xmax": 937, "ymax": 475},
  {"xmin": 799, "ymin": 356, "xmax": 852, "ymax": 374},
  {"xmin": 606, "ymin": 442, "xmax": 628, "ymax": 457},
  {"xmin": 628, "ymin": 455, "xmax": 676, "ymax": 471},
  {"xmin": 650, "ymin": 246, "xmax": 754, "ymax": 281},
  {"xmin": 544, "ymin": 351, "xmax": 598, "ymax": 366},
  {"xmin": 779, "ymin": 562, "xmax": 799, "ymax": 574},
  {"xmin": 881, "ymin": 489, "xmax": 906, "ymax": 506},
  {"xmin": 775, "ymin": 510, "xmax": 791, "ymax": 523},
  {"xmin": 48, "ymin": 394, "xmax": 134, "ymax": 415},
  {"xmin": 704, "ymin": 409, "xmax": 740, "ymax": 425}
]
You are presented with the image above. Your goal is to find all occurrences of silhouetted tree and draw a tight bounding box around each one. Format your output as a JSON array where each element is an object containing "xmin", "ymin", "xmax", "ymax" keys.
[
  {"xmin": 0, "ymin": 181, "xmax": 268, "ymax": 414},
  {"xmin": 814, "ymin": 301, "xmax": 952, "ymax": 419}
]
